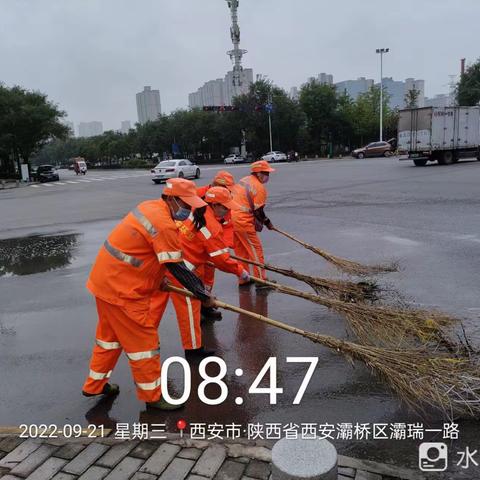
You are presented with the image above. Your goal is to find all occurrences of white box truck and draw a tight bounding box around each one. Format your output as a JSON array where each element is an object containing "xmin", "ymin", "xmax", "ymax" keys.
[{"xmin": 398, "ymin": 106, "xmax": 480, "ymax": 166}]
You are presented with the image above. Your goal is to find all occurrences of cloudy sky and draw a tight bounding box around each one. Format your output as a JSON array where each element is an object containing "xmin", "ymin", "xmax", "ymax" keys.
[{"xmin": 1, "ymin": 0, "xmax": 478, "ymax": 131}]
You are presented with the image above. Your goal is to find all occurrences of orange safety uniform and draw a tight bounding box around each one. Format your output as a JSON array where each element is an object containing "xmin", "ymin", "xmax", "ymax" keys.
[
  {"xmin": 197, "ymin": 184, "xmax": 234, "ymax": 289},
  {"xmin": 83, "ymin": 199, "xmax": 183, "ymax": 402},
  {"xmin": 169, "ymin": 207, "xmax": 244, "ymax": 349},
  {"xmin": 231, "ymin": 174, "xmax": 269, "ymax": 281}
]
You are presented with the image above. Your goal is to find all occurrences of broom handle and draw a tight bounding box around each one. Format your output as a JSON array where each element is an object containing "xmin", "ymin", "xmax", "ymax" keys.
[
  {"xmin": 271, "ymin": 226, "xmax": 313, "ymax": 249},
  {"xmin": 165, "ymin": 284, "xmax": 309, "ymax": 337},
  {"xmin": 231, "ymin": 253, "xmax": 265, "ymax": 269}
]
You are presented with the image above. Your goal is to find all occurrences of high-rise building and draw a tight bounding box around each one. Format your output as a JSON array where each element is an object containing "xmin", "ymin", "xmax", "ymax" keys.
[
  {"xmin": 136, "ymin": 86, "xmax": 161, "ymax": 124},
  {"xmin": 317, "ymin": 73, "xmax": 334, "ymax": 85},
  {"xmin": 289, "ymin": 87, "xmax": 299, "ymax": 101},
  {"xmin": 120, "ymin": 121, "xmax": 131, "ymax": 134},
  {"xmin": 375, "ymin": 77, "xmax": 425, "ymax": 109},
  {"xmin": 335, "ymin": 77, "xmax": 374, "ymax": 100},
  {"xmin": 62, "ymin": 120, "xmax": 75, "ymax": 137},
  {"xmin": 78, "ymin": 121, "xmax": 103, "ymax": 138},
  {"xmin": 188, "ymin": 68, "xmax": 254, "ymax": 108},
  {"xmin": 424, "ymin": 93, "xmax": 454, "ymax": 108}
]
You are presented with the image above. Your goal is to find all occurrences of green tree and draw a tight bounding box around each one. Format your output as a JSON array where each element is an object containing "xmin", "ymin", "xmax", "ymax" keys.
[
  {"xmin": 404, "ymin": 88, "xmax": 420, "ymax": 108},
  {"xmin": 457, "ymin": 59, "xmax": 480, "ymax": 106},
  {"xmin": 0, "ymin": 84, "xmax": 69, "ymax": 176}
]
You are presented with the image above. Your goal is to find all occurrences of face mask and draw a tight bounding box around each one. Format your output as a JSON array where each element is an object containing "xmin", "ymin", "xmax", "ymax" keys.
[
  {"xmin": 172, "ymin": 198, "xmax": 190, "ymax": 221},
  {"xmin": 259, "ymin": 173, "xmax": 269, "ymax": 184},
  {"xmin": 213, "ymin": 205, "xmax": 229, "ymax": 219}
]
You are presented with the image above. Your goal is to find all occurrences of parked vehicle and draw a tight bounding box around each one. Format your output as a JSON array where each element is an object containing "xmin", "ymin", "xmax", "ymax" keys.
[
  {"xmin": 73, "ymin": 158, "xmax": 87, "ymax": 175},
  {"xmin": 398, "ymin": 107, "xmax": 480, "ymax": 166},
  {"xmin": 224, "ymin": 154, "xmax": 246, "ymax": 164},
  {"xmin": 352, "ymin": 141, "xmax": 393, "ymax": 159},
  {"xmin": 261, "ymin": 151, "xmax": 287, "ymax": 162},
  {"xmin": 32, "ymin": 165, "xmax": 60, "ymax": 183},
  {"xmin": 151, "ymin": 159, "xmax": 200, "ymax": 184}
]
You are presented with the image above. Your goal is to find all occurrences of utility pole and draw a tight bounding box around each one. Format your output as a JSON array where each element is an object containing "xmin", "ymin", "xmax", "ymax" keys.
[
  {"xmin": 267, "ymin": 91, "xmax": 273, "ymax": 152},
  {"xmin": 376, "ymin": 48, "xmax": 389, "ymax": 141}
]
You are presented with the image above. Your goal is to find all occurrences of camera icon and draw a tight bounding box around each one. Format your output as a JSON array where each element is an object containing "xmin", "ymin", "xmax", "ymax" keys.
[{"xmin": 419, "ymin": 442, "xmax": 448, "ymax": 472}]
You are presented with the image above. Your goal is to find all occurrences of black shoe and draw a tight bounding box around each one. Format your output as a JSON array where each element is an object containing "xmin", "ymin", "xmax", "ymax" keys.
[
  {"xmin": 146, "ymin": 395, "xmax": 185, "ymax": 411},
  {"xmin": 185, "ymin": 347, "xmax": 215, "ymax": 361},
  {"xmin": 82, "ymin": 383, "xmax": 120, "ymax": 398},
  {"xmin": 201, "ymin": 306, "xmax": 222, "ymax": 321}
]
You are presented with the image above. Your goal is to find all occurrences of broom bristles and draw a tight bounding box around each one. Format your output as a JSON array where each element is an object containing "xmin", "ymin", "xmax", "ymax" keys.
[{"xmin": 302, "ymin": 331, "xmax": 480, "ymax": 417}]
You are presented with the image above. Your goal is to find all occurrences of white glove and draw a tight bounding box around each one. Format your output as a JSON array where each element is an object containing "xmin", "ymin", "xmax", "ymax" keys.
[{"xmin": 240, "ymin": 270, "xmax": 250, "ymax": 282}]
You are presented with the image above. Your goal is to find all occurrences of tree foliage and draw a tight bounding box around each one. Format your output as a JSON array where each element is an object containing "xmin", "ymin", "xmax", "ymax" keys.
[
  {"xmin": 457, "ymin": 59, "xmax": 480, "ymax": 106},
  {"xmin": 0, "ymin": 84, "xmax": 69, "ymax": 175}
]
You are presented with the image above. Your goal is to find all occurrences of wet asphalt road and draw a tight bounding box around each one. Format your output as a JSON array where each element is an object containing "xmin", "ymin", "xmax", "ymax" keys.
[{"xmin": 1, "ymin": 158, "xmax": 480, "ymax": 477}]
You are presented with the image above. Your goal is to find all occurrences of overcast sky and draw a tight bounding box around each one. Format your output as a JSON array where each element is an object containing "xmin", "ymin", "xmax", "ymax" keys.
[{"xmin": 1, "ymin": 0, "xmax": 478, "ymax": 131}]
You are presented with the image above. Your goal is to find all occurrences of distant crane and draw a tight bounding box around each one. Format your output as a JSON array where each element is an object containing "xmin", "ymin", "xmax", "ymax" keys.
[{"xmin": 225, "ymin": 0, "xmax": 247, "ymax": 96}]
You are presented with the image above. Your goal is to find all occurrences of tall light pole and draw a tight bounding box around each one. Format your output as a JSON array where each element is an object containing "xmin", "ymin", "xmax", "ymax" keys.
[
  {"xmin": 266, "ymin": 91, "xmax": 273, "ymax": 152},
  {"xmin": 376, "ymin": 48, "xmax": 389, "ymax": 141}
]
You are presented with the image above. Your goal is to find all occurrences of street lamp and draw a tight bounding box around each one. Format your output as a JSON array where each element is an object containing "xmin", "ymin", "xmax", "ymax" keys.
[{"xmin": 376, "ymin": 48, "xmax": 389, "ymax": 142}]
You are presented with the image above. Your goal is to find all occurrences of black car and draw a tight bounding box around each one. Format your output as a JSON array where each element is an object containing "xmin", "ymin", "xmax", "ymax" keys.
[{"xmin": 33, "ymin": 165, "xmax": 60, "ymax": 182}]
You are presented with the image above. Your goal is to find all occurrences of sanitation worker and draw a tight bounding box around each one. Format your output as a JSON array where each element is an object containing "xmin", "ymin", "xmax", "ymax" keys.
[
  {"xmin": 231, "ymin": 160, "xmax": 275, "ymax": 285},
  {"xmin": 82, "ymin": 178, "xmax": 214, "ymax": 410},
  {"xmin": 197, "ymin": 170, "xmax": 236, "ymax": 320},
  {"xmin": 168, "ymin": 186, "xmax": 250, "ymax": 356}
]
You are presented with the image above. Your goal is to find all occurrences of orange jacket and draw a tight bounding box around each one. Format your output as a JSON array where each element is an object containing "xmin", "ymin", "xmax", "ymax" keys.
[
  {"xmin": 197, "ymin": 184, "xmax": 234, "ymax": 248},
  {"xmin": 87, "ymin": 199, "xmax": 182, "ymax": 306},
  {"xmin": 176, "ymin": 207, "xmax": 243, "ymax": 277},
  {"xmin": 231, "ymin": 174, "xmax": 268, "ymax": 230}
]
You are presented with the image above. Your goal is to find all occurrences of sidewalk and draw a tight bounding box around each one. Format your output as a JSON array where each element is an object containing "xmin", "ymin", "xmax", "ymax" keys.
[
  {"xmin": 0, "ymin": 180, "xmax": 35, "ymax": 190},
  {"xmin": 0, "ymin": 435, "xmax": 426, "ymax": 480}
]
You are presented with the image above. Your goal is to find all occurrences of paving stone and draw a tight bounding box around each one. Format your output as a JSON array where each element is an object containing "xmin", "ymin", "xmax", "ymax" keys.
[
  {"xmin": 51, "ymin": 473, "xmax": 77, "ymax": 480},
  {"xmin": 0, "ymin": 451, "xmax": 5, "ymax": 459},
  {"xmin": 0, "ymin": 439, "xmax": 41, "ymax": 468},
  {"xmin": 214, "ymin": 459, "xmax": 246, "ymax": 480},
  {"xmin": 0, "ymin": 437, "xmax": 25, "ymax": 453},
  {"xmin": 10, "ymin": 444, "xmax": 58, "ymax": 477},
  {"xmin": 130, "ymin": 441, "xmax": 161, "ymax": 460},
  {"xmin": 26, "ymin": 457, "xmax": 68, "ymax": 480},
  {"xmin": 103, "ymin": 456, "xmax": 145, "ymax": 480},
  {"xmin": 0, "ymin": 475, "xmax": 24, "ymax": 480},
  {"xmin": 187, "ymin": 476, "xmax": 211, "ymax": 480},
  {"xmin": 233, "ymin": 457, "xmax": 250, "ymax": 464},
  {"xmin": 139, "ymin": 443, "xmax": 181, "ymax": 475},
  {"xmin": 355, "ymin": 471, "xmax": 382, "ymax": 480},
  {"xmin": 64, "ymin": 443, "xmax": 110, "ymax": 475},
  {"xmin": 54, "ymin": 443, "xmax": 87, "ymax": 460},
  {"xmin": 96, "ymin": 441, "xmax": 138, "ymax": 468},
  {"xmin": 131, "ymin": 473, "xmax": 158, "ymax": 480},
  {"xmin": 177, "ymin": 447, "xmax": 203, "ymax": 460},
  {"xmin": 191, "ymin": 445, "xmax": 226, "ymax": 478},
  {"xmin": 338, "ymin": 466, "xmax": 356, "ymax": 477},
  {"xmin": 78, "ymin": 465, "xmax": 110, "ymax": 480},
  {"xmin": 158, "ymin": 457, "xmax": 195, "ymax": 480},
  {"xmin": 339, "ymin": 475, "xmax": 355, "ymax": 480},
  {"xmin": 240, "ymin": 476, "xmax": 257, "ymax": 480},
  {"xmin": 245, "ymin": 460, "xmax": 270, "ymax": 480}
]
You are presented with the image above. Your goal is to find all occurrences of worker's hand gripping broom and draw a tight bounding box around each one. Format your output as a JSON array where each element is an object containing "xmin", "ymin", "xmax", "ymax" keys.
[
  {"xmin": 165, "ymin": 284, "xmax": 480, "ymax": 418},
  {"xmin": 272, "ymin": 226, "xmax": 398, "ymax": 276}
]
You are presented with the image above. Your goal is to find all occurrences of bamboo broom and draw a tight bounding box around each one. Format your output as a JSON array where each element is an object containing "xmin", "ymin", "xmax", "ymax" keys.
[
  {"xmin": 231, "ymin": 254, "xmax": 378, "ymax": 302},
  {"xmin": 249, "ymin": 275, "xmax": 459, "ymax": 352},
  {"xmin": 166, "ymin": 284, "xmax": 480, "ymax": 418},
  {"xmin": 272, "ymin": 226, "xmax": 398, "ymax": 276}
]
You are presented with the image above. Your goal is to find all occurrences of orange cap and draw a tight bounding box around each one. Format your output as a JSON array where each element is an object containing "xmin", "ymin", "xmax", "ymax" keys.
[
  {"xmin": 163, "ymin": 178, "xmax": 207, "ymax": 208},
  {"xmin": 213, "ymin": 170, "xmax": 235, "ymax": 190},
  {"xmin": 251, "ymin": 160, "xmax": 275, "ymax": 173},
  {"xmin": 205, "ymin": 186, "xmax": 240, "ymax": 210}
]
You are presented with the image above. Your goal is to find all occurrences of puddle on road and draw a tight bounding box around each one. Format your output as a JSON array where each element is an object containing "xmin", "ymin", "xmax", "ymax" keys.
[{"xmin": 0, "ymin": 233, "xmax": 79, "ymax": 277}]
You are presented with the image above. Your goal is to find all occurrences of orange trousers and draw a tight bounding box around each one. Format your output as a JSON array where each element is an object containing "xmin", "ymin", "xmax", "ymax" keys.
[
  {"xmin": 167, "ymin": 272, "xmax": 202, "ymax": 351},
  {"xmin": 83, "ymin": 294, "xmax": 169, "ymax": 402},
  {"xmin": 233, "ymin": 227, "xmax": 266, "ymax": 282}
]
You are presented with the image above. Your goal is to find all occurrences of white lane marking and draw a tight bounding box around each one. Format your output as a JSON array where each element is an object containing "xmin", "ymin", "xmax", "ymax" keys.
[
  {"xmin": 382, "ymin": 235, "xmax": 421, "ymax": 247},
  {"xmin": 55, "ymin": 182, "xmax": 66, "ymax": 185},
  {"xmin": 30, "ymin": 185, "xmax": 40, "ymax": 188},
  {"xmin": 77, "ymin": 179, "xmax": 91, "ymax": 183},
  {"xmin": 43, "ymin": 183, "xmax": 54, "ymax": 187},
  {"xmin": 66, "ymin": 181, "xmax": 78, "ymax": 184}
]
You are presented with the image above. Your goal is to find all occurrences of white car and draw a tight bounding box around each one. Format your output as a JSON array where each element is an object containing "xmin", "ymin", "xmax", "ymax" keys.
[
  {"xmin": 151, "ymin": 159, "xmax": 201, "ymax": 184},
  {"xmin": 224, "ymin": 154, "xmax": 246, "ymax": 164},
  {"xmin": 261, "ymin": 151, "xmax": 287, "ymax": 162}
]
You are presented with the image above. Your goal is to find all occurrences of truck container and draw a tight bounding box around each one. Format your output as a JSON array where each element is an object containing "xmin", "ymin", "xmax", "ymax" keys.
[{"xmin": 398, "ymin": 106, "xmax": 480, "ymax": 166}]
